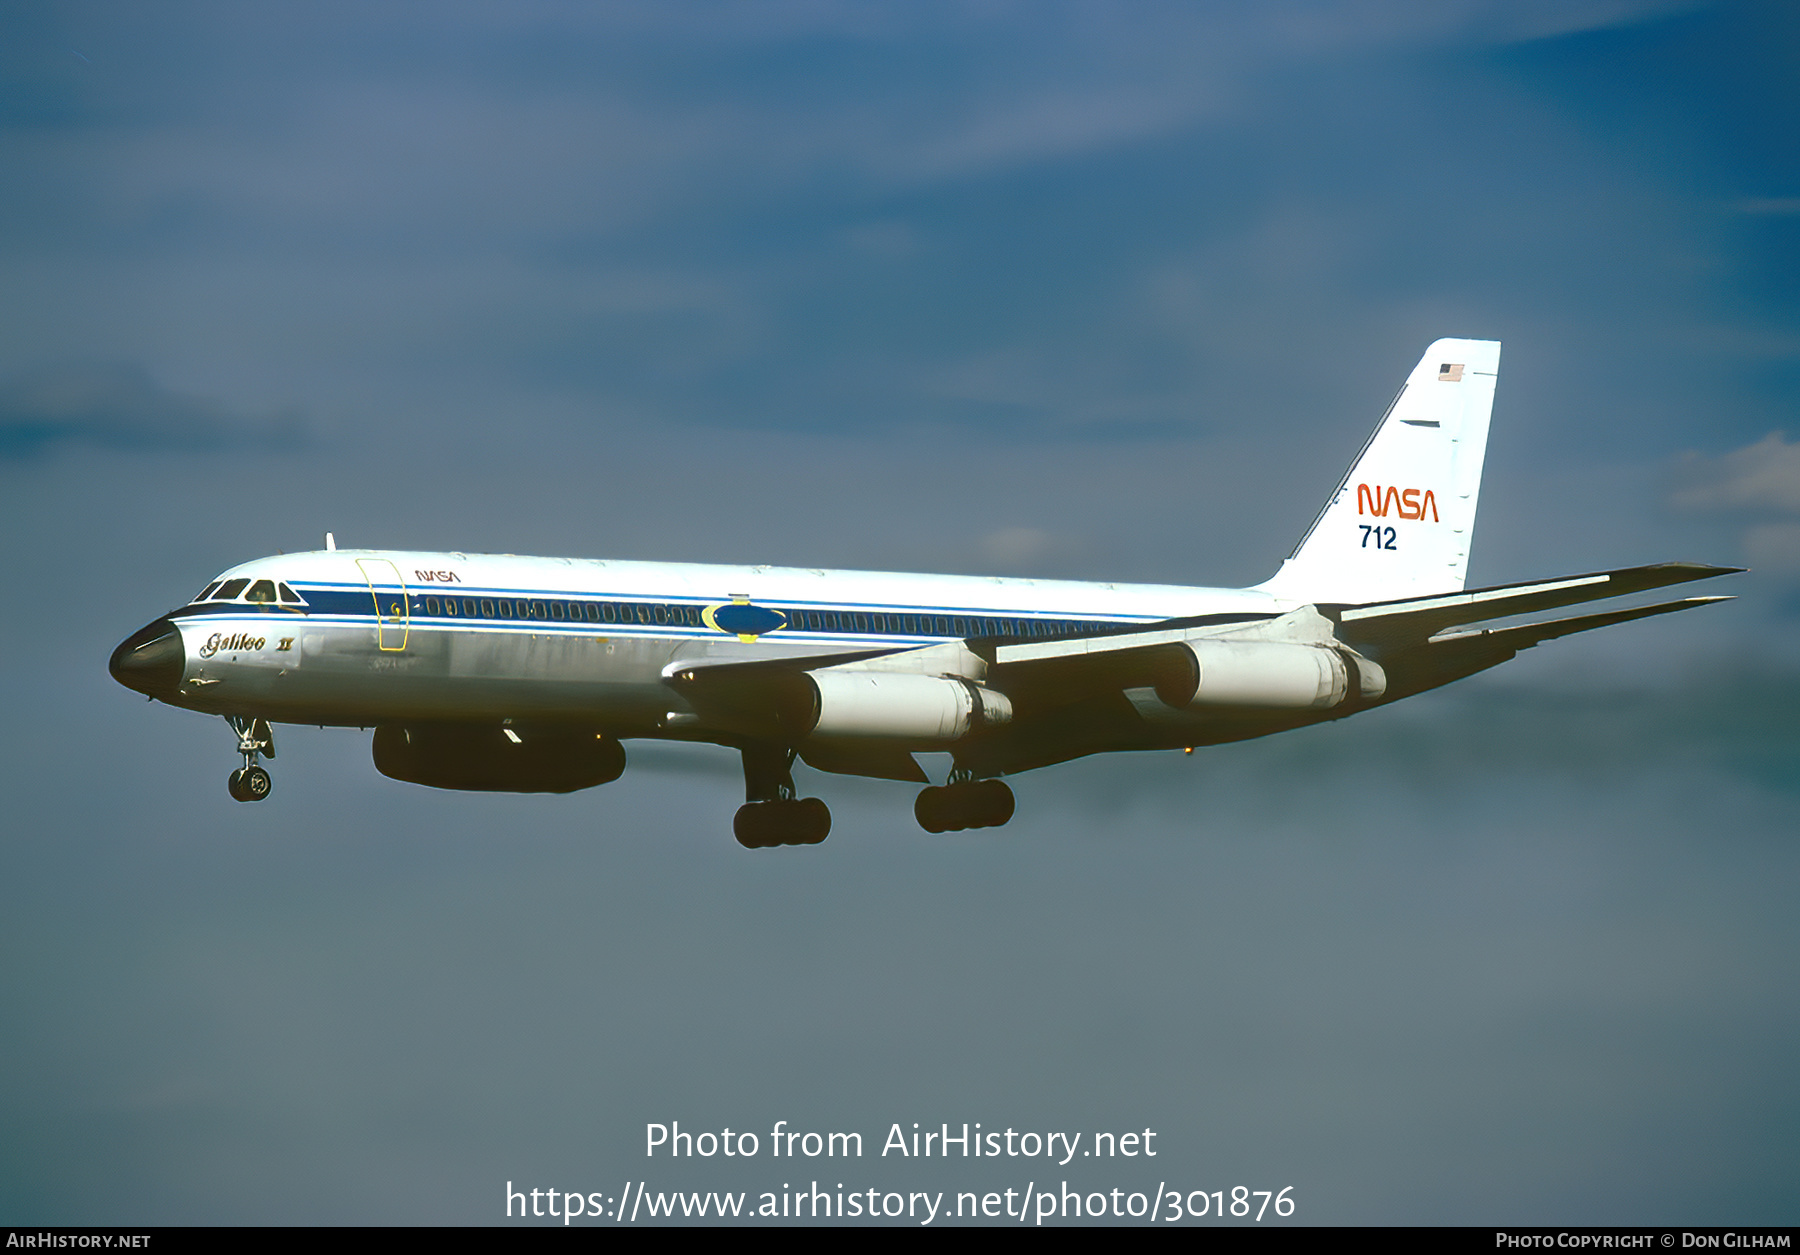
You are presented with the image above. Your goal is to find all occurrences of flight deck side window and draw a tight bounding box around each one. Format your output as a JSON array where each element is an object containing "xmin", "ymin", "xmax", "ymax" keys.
[
  {"xmin": 246, "ymin": 580, "xmax": 277, "ymax": 603},
  {"xmin": 196, "ymin": 582, "xmax": 222, "ymax": 602},
  {"xmin": 277, "ymin": 582, "xmax": 304, "ymax": 604},
  {"xmin": 215, "ymin": 579, "xmax": 250, "ymax": 600}
]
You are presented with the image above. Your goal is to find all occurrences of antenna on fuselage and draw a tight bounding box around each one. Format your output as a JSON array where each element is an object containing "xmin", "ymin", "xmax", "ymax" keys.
[{"xmin": 325, "ymin": 532, "xmax": 336, "ymax": 551}]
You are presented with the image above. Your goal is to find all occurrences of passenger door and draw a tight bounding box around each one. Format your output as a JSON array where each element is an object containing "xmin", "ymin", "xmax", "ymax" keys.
[{"xmin": 355, "ymin": 558, "xmax": 410, "ymax": 651}]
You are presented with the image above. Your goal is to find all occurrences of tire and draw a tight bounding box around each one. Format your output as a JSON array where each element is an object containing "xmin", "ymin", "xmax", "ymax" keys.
[
  {"xmin": 914, "ymin": 787, "xmax": 948, "ymax": 833},
  {"xmin": 227, "ymin": 769, "xmax": 246, "ymax": 801},
  {"xmin": 797, "ymin": 797, "xmax": 831, "ymax": 845},
  {"xmin": 241, "ymin": 765, "xmax": 272, "ymax": 801},
  {"xmin": 734, "ymin": 803, "xmax": 771, "ymax": 849},
  {"xmin": 976, "ymin": 779, "xmax": 1015, "ymax": 828}
]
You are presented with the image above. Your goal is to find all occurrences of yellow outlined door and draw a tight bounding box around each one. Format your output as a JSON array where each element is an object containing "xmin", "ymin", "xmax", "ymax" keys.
[{"xmin": 356, "ymin": 558, "xmax": 410, "ymax": 651}]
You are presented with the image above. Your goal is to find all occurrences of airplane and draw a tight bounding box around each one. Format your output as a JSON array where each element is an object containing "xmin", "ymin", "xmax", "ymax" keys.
[{"xmin": 109, "ymin": 339, "xmax": 1739, "ymax": 848}]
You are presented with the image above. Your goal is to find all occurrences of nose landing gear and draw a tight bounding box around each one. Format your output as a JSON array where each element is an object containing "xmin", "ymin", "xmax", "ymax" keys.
[{"xmin": 226, "ymin": 716, "xmax": 275, "ymax": 803}]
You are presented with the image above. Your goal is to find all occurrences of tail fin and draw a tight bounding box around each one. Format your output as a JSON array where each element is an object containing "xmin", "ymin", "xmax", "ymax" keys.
[{"xmin": 1256, "ymin": 337, "xmax": 1500, "ymax": 605}]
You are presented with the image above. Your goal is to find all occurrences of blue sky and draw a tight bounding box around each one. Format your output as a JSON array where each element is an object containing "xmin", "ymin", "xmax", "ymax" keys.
[{"xmin": 1, "ymin": 0, "xmax": 1796, "ymax": 1224}]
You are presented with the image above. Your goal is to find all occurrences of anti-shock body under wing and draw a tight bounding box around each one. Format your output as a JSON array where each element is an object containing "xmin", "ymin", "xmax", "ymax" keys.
[{"xmin": 1257, "ymin": 338, "xmax": 1499, "ymax": 606}]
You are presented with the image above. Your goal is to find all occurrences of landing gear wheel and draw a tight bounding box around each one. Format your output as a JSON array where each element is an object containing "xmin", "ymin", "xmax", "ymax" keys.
[
  {"xmin": 734, "ymin": 798, "xmax": 831, "ymax": 848},
  {"xmin": 796, "ymin": 796, "xmax": 831, "ymax": 845},
  {"xmin": 915, "ymin": 780, "xmax": 1014, "ymax": 832},
  {"xmin": 973, "ymin": 779, "xmax": 1014, "ymax": 827},
  {"xmin": 914, "ymin": 786, "xmax": 949, "ymax": 833},
  {"xmin": 229, "ymin": 766, "xmax": 271, "ymax": 802},
  {"xmin": 240, "ymin": 764, "xmax": 272, "ymax": 801}
]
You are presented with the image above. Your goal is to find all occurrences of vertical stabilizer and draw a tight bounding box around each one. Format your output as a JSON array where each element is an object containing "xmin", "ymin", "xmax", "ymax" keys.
[{"xmin": 1256, "ymin": 338, "xmax": 1499, "ymax": 605}]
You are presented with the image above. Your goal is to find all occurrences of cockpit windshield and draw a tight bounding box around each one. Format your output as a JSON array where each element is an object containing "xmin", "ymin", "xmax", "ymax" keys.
[
  {"xmin": 195, "ymin": 581, "xmax": 222, "ymax": 602},
  {"xmin": 213, "ymin": 578, "xmax": 250, "ymax": 600},
  {"xmin": 246, "ymin": 580, "xmax": 278, "ymax": 603}
]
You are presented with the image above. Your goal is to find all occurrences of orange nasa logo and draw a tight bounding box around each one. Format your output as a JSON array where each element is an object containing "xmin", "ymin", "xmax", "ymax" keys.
[{"xmin": 1356, "ymin": 484, "xmax": 1439, "ymax": 522}]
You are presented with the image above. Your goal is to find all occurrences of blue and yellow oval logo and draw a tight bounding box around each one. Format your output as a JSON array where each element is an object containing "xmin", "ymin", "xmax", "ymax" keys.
[{"xmin": 703, "ymin": 600, "xmax": 787, "ymax": 642}]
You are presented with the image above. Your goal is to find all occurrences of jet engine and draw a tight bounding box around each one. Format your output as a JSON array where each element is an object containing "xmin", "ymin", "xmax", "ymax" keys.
[
  {"xmin": 1151, "ymin": 641, "xmax": 1384, "ymax": 710},
  {"xmin": 372, "ymin": 723, "xmax": 627, "ymax": 792},
  {"xmin": 782, "ymin": 672, "xmax": 1014, "ymax": 741}
]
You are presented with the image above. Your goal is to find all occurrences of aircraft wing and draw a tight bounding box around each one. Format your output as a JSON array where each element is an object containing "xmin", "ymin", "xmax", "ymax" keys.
[{"xmin": 662, "ymin": 563, "xmax": 1741, "ymax": 779}]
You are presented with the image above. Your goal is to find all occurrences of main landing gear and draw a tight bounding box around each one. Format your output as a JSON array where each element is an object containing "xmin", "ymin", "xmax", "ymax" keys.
[
  {"xmin": 735, "ymin": 744, "xmax": 832, "ymax": 849},
  {"xmin": 915, "ymin": 776, "xmax": 1014, "ymax": 833},
  {"xmin": 226, "ymin": 715, "xmax": 275, "ymax": 803}
]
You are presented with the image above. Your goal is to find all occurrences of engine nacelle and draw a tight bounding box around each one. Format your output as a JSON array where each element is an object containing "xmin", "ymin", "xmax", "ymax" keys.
[
  {"xmin": 1152, "ymin": 641, "xmax": 1383, "ymax": 710},
  {"xmin": 372, "ymin": 723, "xmax": 627, "ymax": 793},
  {"xmin": 785, "ymin": 672, "xmax": 1014, "ymax": 741}
]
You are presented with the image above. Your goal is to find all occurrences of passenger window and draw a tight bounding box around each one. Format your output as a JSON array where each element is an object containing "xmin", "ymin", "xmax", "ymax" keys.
[
  {"xmin": 550, "ymin": 602, "xmax": 565, "ymax": 620},
  {"xmin": 215, "ymin": 579, "xmax": 250, "ymax": 600},
  {"xmin": 196, "ymin": 582, "xmax": 222, "ymax": 602},
  {"xmin": 480, "ymin": 600, "xmax": 495, "ymax": 617},
  {"xmin": 425, "ymin": 597, "xmax": 439, "ymax": 615},
  {"xmin": 636, "ymin": 605, "xmax": 651, "ymax": 624},
  {"xmin": 443, "ymin": 598, "xmax": 457, "ymax": 616},
  {"xmin": 601, "ymin": 603, "xmax": 617, "ymax": 623}
]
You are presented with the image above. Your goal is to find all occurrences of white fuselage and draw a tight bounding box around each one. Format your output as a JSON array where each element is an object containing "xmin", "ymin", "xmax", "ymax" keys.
[{"xmin": 155, "ymin": 548, "xmax": 1295, "ymax": 736}]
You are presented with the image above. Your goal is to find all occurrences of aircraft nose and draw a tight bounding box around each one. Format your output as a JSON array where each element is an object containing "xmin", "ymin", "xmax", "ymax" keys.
[{"xmin": 109, "ymin": 618, "xmax": 185, "ymax": 699}]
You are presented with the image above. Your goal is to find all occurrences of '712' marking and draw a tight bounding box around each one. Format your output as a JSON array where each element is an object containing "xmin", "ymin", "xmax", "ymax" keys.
[{"xmin": 1359, "ymin": 525, "xmax": 1397, "ymax": 550}]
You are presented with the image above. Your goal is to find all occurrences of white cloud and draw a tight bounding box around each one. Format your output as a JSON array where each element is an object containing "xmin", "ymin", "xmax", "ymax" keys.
[
  {"xmin": 1744, "ymin": 522, "xmax": 1800, "ymax": 573},
  {"xmin": 1674, "ymin": 433, "xmax": 1800, "ymax": 515}
]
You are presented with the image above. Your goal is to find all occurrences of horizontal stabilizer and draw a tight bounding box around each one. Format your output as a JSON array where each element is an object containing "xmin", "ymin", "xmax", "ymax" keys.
[
  {"xmin": 1338, "ymin": 561, "xmax": 1741, "ymax": 651},
  {"xmin": 1428, "ymin": 595, "xmax": 1734, "ymax": 653}
]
